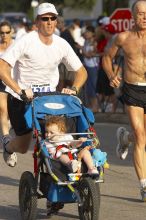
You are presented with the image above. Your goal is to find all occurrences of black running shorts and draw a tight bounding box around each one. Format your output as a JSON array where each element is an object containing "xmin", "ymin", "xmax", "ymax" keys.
[
  {"xmin": 7, "ymin": 94, "xmax": 32, "ymax": 136},
  {"xmin": 122, "ymin": 82, "xmax": 146, "ymax": 113}
]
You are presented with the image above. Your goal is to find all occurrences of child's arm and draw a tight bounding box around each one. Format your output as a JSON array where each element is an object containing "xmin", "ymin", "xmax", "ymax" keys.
[{"xmin": 69, "ymin": 137, "xmax": 87, "ymax": 148}]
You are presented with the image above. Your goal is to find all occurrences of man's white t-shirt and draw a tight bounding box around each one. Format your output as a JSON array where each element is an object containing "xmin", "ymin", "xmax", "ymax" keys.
[{"xmin": 2, "ymin": 30, "xmax": 82, "ymax": 99}]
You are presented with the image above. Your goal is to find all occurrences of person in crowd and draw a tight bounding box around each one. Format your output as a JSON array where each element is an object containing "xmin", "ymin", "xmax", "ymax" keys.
[
  {"xmin": 71, "ymin": 18, "xmax": 85, "ymax": 61},
  {"xmin": 82, "ymin": 25, "xmax": 99, "ymax": 113},
  {"xmin": 15, "ymin": 18, "xmax": 27, "ymax": 39},
  {"xmin": 0, "ymin": 21, "xmax": 14, "ymax": 145},
  {"xmin": 96, "ymin": 23, "xmax": 117, "ymax": 113},
  {"xmin": 102, "ymin": 0, "xmax": 146, "ymax": 201},
  {"xmin": 45, "ymin": 115, "xmax": 98, "ymax": 174},
  {"xmin": 0, "ymin": 2, "xmax": 87, "ymax": 167},
  {"xmin": 56, "ymin": 16, "xmax": 77, "ymax": 91},
  {"xmin": 95, "ymin": 16, "xmax": 110, "ymax": 45}
]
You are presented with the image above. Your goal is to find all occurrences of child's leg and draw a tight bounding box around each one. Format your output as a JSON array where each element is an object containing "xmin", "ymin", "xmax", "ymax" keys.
[
  {"xmin": 79, "ymin": 149, "xmax": 98, "ymax": 174},
  {"xmin": 59, "ymin": 154, "xmax": 79, "ymax": 172},
  {"xmin": 59, "ymin": 154, "xmax": 71, "ymax": 166}
]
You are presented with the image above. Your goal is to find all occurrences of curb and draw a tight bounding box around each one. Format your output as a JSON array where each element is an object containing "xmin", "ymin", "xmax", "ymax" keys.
[{"xmin": 94, "ymin": 112, "xmax": 129, "ymax": 124}]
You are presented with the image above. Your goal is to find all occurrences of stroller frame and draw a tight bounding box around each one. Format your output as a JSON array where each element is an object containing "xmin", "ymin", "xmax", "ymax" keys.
[{"xmin": 19, "ymin": 94, "xmax": 102, "ymax": 220}]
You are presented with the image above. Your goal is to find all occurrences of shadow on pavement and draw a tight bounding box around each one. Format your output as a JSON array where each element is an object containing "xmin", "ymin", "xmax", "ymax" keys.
[
  {"xmin": 101, "ymin": 194, "xmax": 140, "ymax": 203},
  {"xmin": 38, "ymin": 210, "xmax": 79, "ymax": 219},
  {"xmin": 0, "ymin": 205, "xmax": 20, "ymax": 220},
  {"xmin": 0, "ymin": 205, "xmax": 79, "ymax": 220},
  {"xmin": 0, "ymin": 175, "xmax": 19, "ymax": 186}
]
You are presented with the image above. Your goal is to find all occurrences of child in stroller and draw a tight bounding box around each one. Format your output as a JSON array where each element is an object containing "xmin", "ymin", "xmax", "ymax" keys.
[
  {"xmin": 19, "ymin": 93, "xmax": 106, "ymax": 220},
  {"xmin": 45, "ymin": 115, "xmax": 99, "ymax": 174}
]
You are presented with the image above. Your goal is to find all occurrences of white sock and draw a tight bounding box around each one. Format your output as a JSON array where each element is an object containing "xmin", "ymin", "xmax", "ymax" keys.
[{"xmin": 140, "ymin": 179, "xmax": 146, "ymax": 188}]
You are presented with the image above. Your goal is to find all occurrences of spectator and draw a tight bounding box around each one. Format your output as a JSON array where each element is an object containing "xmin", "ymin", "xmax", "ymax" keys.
[
  {"xmin": 56, "ymin": 16, "xmax": 78, "ymax": 91},
  {"xmin": 96, "ymin": 23, "xmax": 117, "ymax": 113},
  {"xmin": 15, "ymin": 18, "xmax": 27, "ymax": 39},
  {"xmin": 82, "ymin": 26, "xmax": 99, "ymax": 113},
  {"xmin": 0, "ymin": 21, "xmax": 14, "ymax": 145}
]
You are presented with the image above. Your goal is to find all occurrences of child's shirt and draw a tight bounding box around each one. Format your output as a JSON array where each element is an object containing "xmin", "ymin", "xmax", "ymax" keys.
[{"xmin": 45, "ymin": 134, "xmax": 73, "ymax": 158}]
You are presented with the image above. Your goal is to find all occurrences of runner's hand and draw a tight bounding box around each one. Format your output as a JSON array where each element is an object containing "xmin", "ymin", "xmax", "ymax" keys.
[
  {"xmin": 109, "ymin": 75, "xmax": 122, "ymax": 88},
  {"xmin": 20, "ymin": 88, "xmax": 33, "ymax": 102},
  {"xmin": 61, "ymin": 87, "xmax": 77, "ymax": 95}
]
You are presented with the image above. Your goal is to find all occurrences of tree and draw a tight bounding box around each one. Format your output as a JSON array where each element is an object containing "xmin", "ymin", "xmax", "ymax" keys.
[
  {"xmin": 39, "ymin": 0, "xmax": 97, "ymax": 10},
  {"xmin": 103, "ymin": 0, "xmax": 129, "ymax": 16}
]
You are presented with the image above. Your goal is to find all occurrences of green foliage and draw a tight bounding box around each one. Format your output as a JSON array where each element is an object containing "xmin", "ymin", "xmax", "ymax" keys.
[
  {"xmin": 63, "ymin": 0, "xmax": 97, "ymax": 10},
  {"xmin": 0, "ymin": 0, "xmax": 129, "ymax": 16},
  {"xmin": 0, "ymin": 0, "xmax": 32, "ymax": 13},
  {"xmin": 0, "ymin": 0, "xmax": 97, "ymax": 13}
]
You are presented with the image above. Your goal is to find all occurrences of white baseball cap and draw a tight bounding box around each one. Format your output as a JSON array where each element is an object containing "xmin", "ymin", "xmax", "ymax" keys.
[
  {"xmin": 99, "ymin": 16, "xmax": 110, "ymax": 25},
  {"xmin": 37, "ymin": 3, "xmax": 58, "ymax": 16}
]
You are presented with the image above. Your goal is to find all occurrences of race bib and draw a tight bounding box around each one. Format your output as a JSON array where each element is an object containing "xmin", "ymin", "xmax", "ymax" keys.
[{"xmin": 31, "ymin": 84, "xmax": 51, "ymax": 93}]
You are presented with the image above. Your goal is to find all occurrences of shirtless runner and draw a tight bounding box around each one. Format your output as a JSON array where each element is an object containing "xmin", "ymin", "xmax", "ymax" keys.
[{"xmin": 102, "ymin": 0, "xmax": 146, "ymax": 202}]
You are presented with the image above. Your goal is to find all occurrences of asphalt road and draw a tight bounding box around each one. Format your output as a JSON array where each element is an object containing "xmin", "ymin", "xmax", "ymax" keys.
[{"xmin": 0, "ymin": 122, "xmax": 146, "ymax": 220}]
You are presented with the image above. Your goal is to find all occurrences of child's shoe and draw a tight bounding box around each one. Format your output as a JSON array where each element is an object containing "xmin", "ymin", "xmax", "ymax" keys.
[
  {"xmin": 71, "ymin": 160, "xmax": 79, "ymax": 173},
  {"xmin": 88, "ymin": 167, "xmax": 99, "ymax": 175}
]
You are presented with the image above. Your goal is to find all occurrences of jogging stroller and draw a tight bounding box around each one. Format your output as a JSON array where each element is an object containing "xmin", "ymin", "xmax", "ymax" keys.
[{"xmin": 19, "ymin": 93, "xmax": 105, "ymax": 220}]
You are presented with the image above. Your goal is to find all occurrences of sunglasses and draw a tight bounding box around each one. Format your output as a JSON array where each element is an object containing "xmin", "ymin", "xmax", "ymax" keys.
[
  {"xmin": 0, "ymin": 31, "xmax": 11, "ymax": 35},
  {"xmin": 40, "ymin": 16, "xmax": 57, "ymax": 22}
]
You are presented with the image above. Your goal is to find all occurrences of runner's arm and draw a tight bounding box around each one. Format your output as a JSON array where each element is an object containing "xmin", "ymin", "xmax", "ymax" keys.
[
  {"xmin": 102, "ymin": 34, "xmax": 123, "ymax": 88},
  {"xmin": 62, "ymin": 65, "xmax": 87, "ymax": 94},
  {"xmin": 0, "ymin": 59, "xmax": 22, "ymax": 94},
  {"xmin": 0, "ymin": 59, "xmax": 33, "ymax": 100}
]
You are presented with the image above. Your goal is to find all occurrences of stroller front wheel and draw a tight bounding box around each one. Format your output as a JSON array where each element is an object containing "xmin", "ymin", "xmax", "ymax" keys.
[
  {"xmin": 78, "ymin": 177, "xmax": 100, "ymax": 220},
  {"xmin": 19, "ymin": 171, "xmax": 37, "ymax": 220}
]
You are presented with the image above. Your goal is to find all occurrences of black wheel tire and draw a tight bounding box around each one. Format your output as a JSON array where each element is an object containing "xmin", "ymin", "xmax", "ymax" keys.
[
  {"xmin": 78, "ymin": 177, "xmax": 100, "ymax": 220},
  {"xmin": 19, "ymin": 171, "xmax": 37, "ymax": 220}
]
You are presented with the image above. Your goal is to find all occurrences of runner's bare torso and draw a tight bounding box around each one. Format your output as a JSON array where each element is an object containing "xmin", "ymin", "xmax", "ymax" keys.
[{"xmin": 110, "ymin": 30, "xmax": 146, "ymax": 84}]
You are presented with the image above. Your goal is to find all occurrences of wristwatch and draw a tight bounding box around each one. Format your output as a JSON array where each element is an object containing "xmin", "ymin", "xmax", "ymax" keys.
[
  {"xmin": 19, "ymin": 89, "xmax": 29, "ymax": 102},
  {"xmin": 70, "ymin": 86, "xmax": 79, "ymax": 94}
]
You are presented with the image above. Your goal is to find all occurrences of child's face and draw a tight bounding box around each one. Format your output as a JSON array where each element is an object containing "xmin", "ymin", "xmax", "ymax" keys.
[{"xmin": 46, "ymin": 124, "xmax": 63, "ymax": 141}]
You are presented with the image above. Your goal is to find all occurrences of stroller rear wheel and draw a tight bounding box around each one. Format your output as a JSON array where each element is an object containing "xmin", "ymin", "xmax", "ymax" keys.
[
  {"xmin": 78, "ymin": 177, "xmax": 100, "ymax": 220},
  {"xmin": 19, "ymin": 171, "xmax": 37, "ymax": 220}
]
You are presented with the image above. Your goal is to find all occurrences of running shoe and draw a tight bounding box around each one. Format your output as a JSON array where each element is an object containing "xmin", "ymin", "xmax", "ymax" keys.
[
  {"xmin": 2, "ymin": 135, "xmax": 17, "ymax": 167},
  {"xmin": 116, "ymin": 127, "xmax": 129, "ymax": 160},
  {"xmin": 141, "ymin": 187, "xmax": 146, "ymax": 202}
]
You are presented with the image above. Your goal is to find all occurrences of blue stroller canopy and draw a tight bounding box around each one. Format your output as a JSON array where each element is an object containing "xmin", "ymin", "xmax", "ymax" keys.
[{"xmin": 25, "ymin": 94, "xmax": 95, "ymax": 132}]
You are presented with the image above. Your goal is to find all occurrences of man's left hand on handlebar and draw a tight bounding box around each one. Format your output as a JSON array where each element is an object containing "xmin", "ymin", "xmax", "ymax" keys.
[{"xmin": 61, "ymin": 86, "xmax": 79, "ymax": 95}]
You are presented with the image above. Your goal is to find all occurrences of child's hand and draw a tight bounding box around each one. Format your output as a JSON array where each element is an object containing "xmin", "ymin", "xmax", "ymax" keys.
[
  {"xmin": 69, "ymin": 137, "xmax": 87, "ymax": 148},
  {"xmin": 78, "ymin": 137, "xmax": 87, "ymax": 142}
]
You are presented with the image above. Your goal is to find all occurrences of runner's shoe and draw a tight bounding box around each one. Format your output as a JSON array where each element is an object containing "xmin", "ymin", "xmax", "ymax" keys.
[
  {"xmin": 116, "ymin": 127, "xmax": 130, "ymax": 160},
  {"xmin": 2, "ymin": 135, "xmax": 17, "ymax": 167},
  {"xmin": 141, "ymin": 187, "xmax": 146, "ymax": 202}
]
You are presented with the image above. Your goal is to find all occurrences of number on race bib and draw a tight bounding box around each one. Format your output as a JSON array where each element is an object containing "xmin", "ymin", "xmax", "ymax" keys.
[{"xmin": 31, "ymin": 84, "xmax": 51, "ymax": 93}]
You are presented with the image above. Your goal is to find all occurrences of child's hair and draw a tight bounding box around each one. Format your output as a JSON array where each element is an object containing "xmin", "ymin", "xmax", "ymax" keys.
[{"xmin": 45, "ymin": 116, "xmax": 67, "ymax": 133}]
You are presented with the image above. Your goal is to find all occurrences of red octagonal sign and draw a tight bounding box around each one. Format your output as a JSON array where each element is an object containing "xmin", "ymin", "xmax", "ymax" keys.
[{"xmin": 110, "ymin": 8, "xmax": 135, "ymax": 33}]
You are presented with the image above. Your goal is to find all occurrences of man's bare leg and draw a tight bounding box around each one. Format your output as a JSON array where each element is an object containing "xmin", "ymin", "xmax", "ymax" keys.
[
  {"xmin": 6, "ymin": 132, "xmax": 33, "ymax": 154},
  {"xmin": 0, "ymin": 93, "xmax": 9, "ymax": 135},
  {"xmin": 3, "ymin": 132, "xmax": 32, "ymax": 167},
  {"xmin": 126, "ymin": 106, "xmax": 146, "ymax": 182}
]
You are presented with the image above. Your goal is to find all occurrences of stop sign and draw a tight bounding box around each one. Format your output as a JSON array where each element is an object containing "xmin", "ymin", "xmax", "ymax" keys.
[{"xmin": 110, "ymin": 8, "xmax": 135, "ymax": 33}]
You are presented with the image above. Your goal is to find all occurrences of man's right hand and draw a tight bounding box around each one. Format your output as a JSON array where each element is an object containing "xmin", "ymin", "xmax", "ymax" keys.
[
  {"xmin": 109, "ymin": 75, "xmax": 122, "ymax": 88},
  {"xmin": 20, "ymin": 88, "xmax": 33, "ymax": 102}
]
